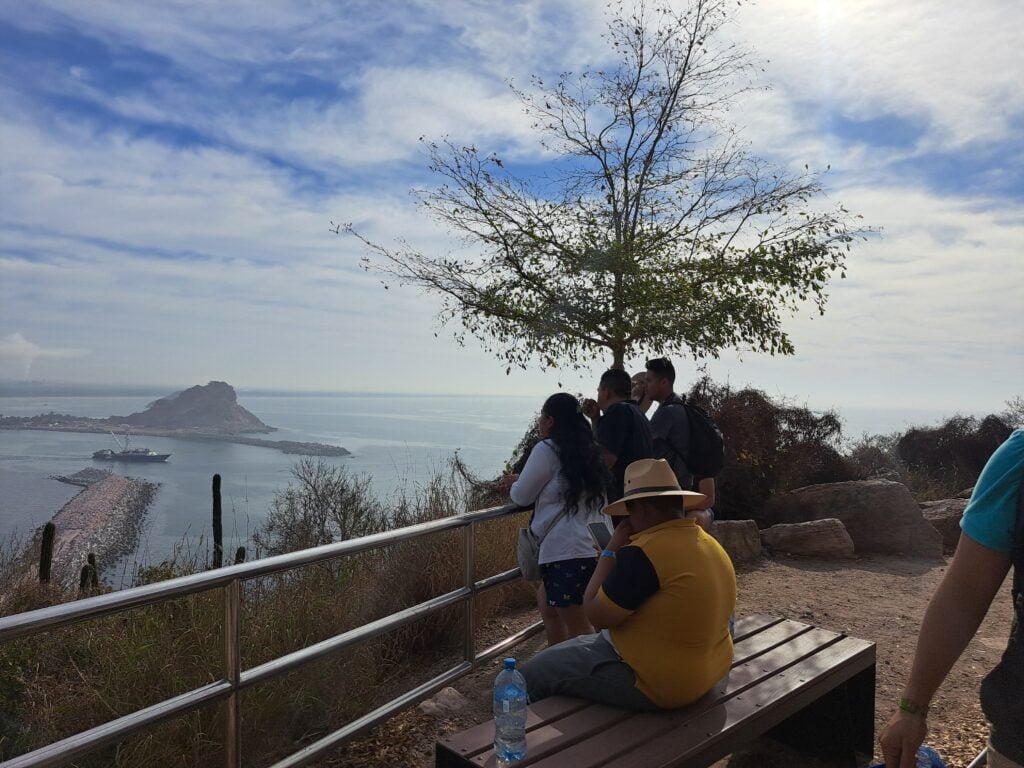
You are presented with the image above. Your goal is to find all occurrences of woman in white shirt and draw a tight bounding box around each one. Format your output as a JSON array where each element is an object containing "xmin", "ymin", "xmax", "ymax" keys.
[{"xmin": 501, "ymin": 393, "xmax": 608, "ymax": 645}]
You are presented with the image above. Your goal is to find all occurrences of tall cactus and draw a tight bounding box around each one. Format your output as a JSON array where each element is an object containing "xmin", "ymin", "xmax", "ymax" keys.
[
  {"xmin": 39, "ymin": 521, "xmax": 55, "ymax": 583},
  {"xmin": 79, "ymin": 553, "xmax": 99, "ymax": 594},
  {"xmin": 212, "ymin": 474, "xmax": 223, "ymax": 569},
  {"xmin": 87, "ymin": 552, "xmax": 99, "ymax": 589},
  {"xmin": 79, "ymin": 564, "xmax": 93, "ymax": 593}
]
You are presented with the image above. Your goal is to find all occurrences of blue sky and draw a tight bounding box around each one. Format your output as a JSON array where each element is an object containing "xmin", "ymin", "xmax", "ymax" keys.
[{"xmin": 0, "ymin": 0, "xmax": 1021, "ymax": 418}]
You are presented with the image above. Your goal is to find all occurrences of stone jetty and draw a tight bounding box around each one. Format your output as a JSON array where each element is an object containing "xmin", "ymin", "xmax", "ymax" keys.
[{"xmin": 45, "ymin": 469, "xmax": 159, "ymax": 586}]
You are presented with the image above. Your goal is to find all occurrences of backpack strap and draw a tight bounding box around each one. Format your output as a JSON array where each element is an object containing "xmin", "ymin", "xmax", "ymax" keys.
[{"xmin": 655, "ymin": 395, "xmax": 693, "ymax": 478}]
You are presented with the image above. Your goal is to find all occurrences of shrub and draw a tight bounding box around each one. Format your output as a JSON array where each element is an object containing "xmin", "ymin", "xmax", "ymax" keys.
[
  {"xmin": 687, "ymin": 380, "xmax": 852, "ymax": 521},
  {"xmin": 895, "ymin": 414, "xmax": 1013, "ymax": 497}
]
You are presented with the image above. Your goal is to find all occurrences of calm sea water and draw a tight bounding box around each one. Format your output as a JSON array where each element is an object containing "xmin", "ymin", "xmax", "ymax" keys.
[
  {"xmin": 0, "ymin": 391, "xmax": 962, "ymax": 581},
  {"xmin": 0, "ymin": 393, "xmax": 539, "ymax": 578}
]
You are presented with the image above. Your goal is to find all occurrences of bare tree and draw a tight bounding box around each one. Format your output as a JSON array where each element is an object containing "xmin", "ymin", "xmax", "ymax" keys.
[{"xmin": 340, "ymin": 0, "xmax": 869, "ymax": 371}]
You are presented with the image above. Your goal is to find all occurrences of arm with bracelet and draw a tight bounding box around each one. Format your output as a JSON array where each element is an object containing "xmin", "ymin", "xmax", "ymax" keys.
[{"xmin": 879, "ymin": 430, "xmax": 1021, "ymax": 768}]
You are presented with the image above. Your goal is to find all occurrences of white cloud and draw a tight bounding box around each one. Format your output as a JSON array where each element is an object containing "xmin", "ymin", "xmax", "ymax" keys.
[
  {"xmin": 732, "ymin": 0, "xmax": 1023, "ymax": 150},
  {"xmin": 0, "ymin": 333, "xmax": 89, "ymax": 378}
]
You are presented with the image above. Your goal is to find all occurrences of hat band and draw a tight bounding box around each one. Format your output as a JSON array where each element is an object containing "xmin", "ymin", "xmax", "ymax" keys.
[{"xmin": 623, "ymin": 484, "xmax": 683, "ymax": 497}]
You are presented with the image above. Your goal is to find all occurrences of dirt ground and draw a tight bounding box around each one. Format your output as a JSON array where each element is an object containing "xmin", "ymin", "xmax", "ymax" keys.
[{"xmin": 332, "ymin": 553, "xmax": 1014, "ymax": 768}]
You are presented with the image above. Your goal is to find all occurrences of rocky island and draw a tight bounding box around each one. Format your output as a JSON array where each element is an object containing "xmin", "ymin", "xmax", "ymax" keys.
[{"xmin": 0, "ymin": 381, "xmax": 350, "ymax": 457}]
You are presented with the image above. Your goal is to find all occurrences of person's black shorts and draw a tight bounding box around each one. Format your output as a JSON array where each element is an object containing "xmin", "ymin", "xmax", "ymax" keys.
[{"xmin": 541, "ymin": 557, "xmax": 597, "ymax": 607}]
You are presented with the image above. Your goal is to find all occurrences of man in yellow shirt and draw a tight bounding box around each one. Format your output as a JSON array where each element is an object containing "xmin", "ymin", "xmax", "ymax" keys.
[{"xmin": 521, "ymin": 459, "xmax": 737, "ymax": 709}]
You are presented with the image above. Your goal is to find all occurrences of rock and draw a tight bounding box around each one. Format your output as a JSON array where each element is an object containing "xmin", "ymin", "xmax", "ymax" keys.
[
  {"xmin": 711, "ymin": 520, "xmax": 762, "ymax": 564},
  {"xmin": 762, "ymin": 479, "xmax": 943, "ymax": 558},
  {"xmin": 760, "ymin": 519, "xmax": 855, "ymax": 558},
  {"xmin": 418, "ymin": 686, "xmax": 468, "ymax": 717},
  {"xmin": 922, "ymin": 498, "xmax": 968, "ymax": 553},
  {"xmin": 957, "ymin": 486, "xmax": 975, "ymax": 499},
  {"xmin": 116, "ymin": 381, "xmax": 272, "ymax": 434}
]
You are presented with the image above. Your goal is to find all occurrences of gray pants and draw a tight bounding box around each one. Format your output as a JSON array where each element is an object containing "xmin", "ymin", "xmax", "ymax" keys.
[{"xmin": 520, "ymin": 632, "xmax": 658, "ymax": 711}]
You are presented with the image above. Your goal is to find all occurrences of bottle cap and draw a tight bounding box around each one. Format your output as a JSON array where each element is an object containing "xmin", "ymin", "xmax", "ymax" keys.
[{"xmin": 503, "ymin": 657, "xmax": 516, "ymax": 670}]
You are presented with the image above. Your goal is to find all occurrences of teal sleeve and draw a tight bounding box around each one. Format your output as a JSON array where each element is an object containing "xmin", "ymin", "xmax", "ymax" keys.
[{"xmin": 959, "ymin": 430, "xmax": 1024, "ymax": 554}]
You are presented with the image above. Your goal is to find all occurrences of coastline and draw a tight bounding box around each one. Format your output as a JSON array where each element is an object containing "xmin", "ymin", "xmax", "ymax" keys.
[{"xmin": 0, "ymin": 422, "xmax": 350, "ymax": 457}]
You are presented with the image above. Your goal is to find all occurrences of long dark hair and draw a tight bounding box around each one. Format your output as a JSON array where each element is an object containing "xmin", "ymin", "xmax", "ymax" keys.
[{"xmin": 542, "ymin": 393, "xmax": 607, "ymax": 515}]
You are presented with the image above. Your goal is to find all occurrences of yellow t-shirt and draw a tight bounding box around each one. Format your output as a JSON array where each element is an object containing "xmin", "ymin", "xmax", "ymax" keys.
[{"xmin": 597, "ymin": 517, "xmax": 736, "ymax": 707}]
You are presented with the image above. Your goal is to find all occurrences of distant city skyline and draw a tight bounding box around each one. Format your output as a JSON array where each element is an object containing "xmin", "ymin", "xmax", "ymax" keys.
[{"xmin": 1, "ymin": 1, "xmax": 1021, "ymax": 415}]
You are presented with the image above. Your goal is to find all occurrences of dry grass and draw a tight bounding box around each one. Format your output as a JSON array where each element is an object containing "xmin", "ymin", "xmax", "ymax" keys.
[{"xmin": 0, "ymin": 461, "xmax": 533, "ymax": 766}]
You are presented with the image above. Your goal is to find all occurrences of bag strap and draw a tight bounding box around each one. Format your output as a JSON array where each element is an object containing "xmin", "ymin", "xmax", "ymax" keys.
[{"xmin": 535, "ymin": 505, "xmax": 571, "ymax": 544}]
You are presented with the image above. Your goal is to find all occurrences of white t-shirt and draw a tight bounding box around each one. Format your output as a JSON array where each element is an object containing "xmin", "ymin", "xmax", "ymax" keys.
[{"xmin": 510, "ymin": 439, "xmax": 606, "ymax": 564}]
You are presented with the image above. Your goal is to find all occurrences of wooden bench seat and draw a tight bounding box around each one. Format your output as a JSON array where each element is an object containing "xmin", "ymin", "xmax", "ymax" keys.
[{"xmin": 437, "ymin": 614, "xmax": 876, "ymax": 768}]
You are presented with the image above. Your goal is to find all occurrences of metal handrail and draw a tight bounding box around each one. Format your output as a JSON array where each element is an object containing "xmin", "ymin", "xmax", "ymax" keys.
[{"xmin": 0, "ymin": 502, "xmax": 540, "ymax": 768}]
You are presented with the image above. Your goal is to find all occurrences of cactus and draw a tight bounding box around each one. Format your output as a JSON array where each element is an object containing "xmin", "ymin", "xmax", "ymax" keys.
[
  {"xmin": 87, "ymin": 552, "xmax": 99, "ymax": 589},
  {"xmin": 78, "ymin": 553, "xmax": 99, "ymax": 594},
  {"xmin": 39, "ymin": 521, "xmax": 55, "ymax": 583},
  {"xmin": 79, "ymin": 564, "xmax": 91, "ymax": 593},
  {"xmin": 234, "ymin": 546, "xmax": 246, "ymax": 565},
  {"xmin": 212, "ymin": 474, "xmax": 223, "ymax": 569}
]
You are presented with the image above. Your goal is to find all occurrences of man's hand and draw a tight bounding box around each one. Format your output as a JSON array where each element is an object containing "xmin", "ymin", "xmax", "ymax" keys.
[
  {"xmin": 582, "ymin": 398, "xmax": 600, "ymax": 421},
  {"xmin": 879, "ymin": 711, "xmax": 927, "ymax": 768},
  {"xmin": 607, "ymin": 518, "xmax": 634, "ymax": 551}
]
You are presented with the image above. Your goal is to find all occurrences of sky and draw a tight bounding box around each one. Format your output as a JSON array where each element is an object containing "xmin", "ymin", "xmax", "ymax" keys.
[{"xmin": 0, "ymin": 0, "xmax": 1021, "ymax": 416}]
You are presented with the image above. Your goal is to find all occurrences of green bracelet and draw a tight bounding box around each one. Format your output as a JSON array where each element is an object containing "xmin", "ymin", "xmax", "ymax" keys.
[{"xmin": 898, "ymin": 697, "xmax": 928, "ymax": 717}]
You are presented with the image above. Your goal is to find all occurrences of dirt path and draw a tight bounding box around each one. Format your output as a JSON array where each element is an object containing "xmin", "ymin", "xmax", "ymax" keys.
[{"xmin": 330, "ymin": 553, "xmax": 1014, "ymax": 768}]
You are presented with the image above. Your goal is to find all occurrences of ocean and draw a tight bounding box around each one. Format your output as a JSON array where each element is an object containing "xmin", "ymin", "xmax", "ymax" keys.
[
  {"xmin": 0, "ymin": 393, "xmax": 539, "ymax": 581},
  {"xmin": 0, "ymin": 391, "xmax": 966, "ymax": 583}
]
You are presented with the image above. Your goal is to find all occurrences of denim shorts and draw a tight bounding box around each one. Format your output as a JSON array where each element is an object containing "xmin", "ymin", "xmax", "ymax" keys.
[{"xmin": 541, "ymin": 556, "xmax": 597, "ymax": 607}]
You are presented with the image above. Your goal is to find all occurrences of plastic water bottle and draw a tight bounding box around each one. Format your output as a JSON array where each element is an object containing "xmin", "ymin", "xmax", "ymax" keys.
[
  {"xmin": 870, "ymin": 745, "xmax": 947, "ymax": 768},
  {"xmin": 493, "ymin": 657, "xmax": 528, "ymax": 764}
]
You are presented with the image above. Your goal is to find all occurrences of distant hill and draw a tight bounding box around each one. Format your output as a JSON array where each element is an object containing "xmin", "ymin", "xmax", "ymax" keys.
[{"xmin": 116, "ymin": 381, "xmax": 273, "ymax": 434}]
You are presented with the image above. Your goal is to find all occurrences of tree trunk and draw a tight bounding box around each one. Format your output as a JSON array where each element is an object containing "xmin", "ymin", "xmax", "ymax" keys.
[{"xmin": 611, "ymin": 344, "xmax": 625, "ymax": 370}]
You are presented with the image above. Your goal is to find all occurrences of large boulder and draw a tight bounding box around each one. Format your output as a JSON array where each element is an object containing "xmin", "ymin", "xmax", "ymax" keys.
[
  {"xmin": 711, "ymin": 520, "xmax": 762, "ymax": 565},
  {"xmin": 762, "ymin": 479, "xmax": 943, "ymax": 558},
  {"xmin": 921, "ymin": 498, "xmax": 968, "ymax": 553},
  {"xmin": 761, "ymin": 518, "xmax": 855, "ymax": 558}
]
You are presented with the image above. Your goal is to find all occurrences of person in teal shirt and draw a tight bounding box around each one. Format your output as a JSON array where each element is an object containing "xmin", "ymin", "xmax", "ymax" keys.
[{"xmin": 880, "ymin": 429, "xmax": 1023, "ymax": 768}]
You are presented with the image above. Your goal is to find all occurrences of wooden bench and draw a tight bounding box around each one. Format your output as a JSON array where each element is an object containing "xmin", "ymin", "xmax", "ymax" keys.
[{"xmin": 437, "ymin": 614, "xmax": 876, "ymax": 768}]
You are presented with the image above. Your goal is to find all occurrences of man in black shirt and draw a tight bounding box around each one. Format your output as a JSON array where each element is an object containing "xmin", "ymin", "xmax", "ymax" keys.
[
  {"xmin": 583, "ymin": 368, "xmax": 654, "ymax": 501},
  {"xmin": 645, "ymin": 356, "xmax": 717, "ymax": 529}
]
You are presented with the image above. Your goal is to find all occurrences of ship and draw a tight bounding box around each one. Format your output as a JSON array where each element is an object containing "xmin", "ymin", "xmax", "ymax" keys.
[{"xmin": 92, "ymin": 431, "xmax": 171, "ymax": 462}]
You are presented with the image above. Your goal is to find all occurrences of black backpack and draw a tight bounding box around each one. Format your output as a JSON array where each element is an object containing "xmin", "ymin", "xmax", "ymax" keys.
[{"xmin": 662, "ymin": 399, "xmax": 725, "ymax": 478}]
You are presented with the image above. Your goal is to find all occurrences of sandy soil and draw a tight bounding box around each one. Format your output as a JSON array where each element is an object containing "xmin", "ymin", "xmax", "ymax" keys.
[{"xmin": 330, "ymin": 553, "xmax": 1014, "ymax": 768}]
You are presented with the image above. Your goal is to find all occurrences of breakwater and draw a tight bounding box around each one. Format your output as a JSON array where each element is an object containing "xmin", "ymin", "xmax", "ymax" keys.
[{"xmin": 44, "ymin": 469, "xmax": 159, "ymax": 586}]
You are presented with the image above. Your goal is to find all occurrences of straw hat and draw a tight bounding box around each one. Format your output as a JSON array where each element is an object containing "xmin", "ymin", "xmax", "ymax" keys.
[{"xmin": 604, "ymin": 458, "xmax": 707, "ymax": 516}]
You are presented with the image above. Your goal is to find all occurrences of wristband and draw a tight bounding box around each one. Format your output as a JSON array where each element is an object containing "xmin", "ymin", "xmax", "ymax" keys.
[
  {"xmin": 898, "ymin": 697, "xmax": 928, "ymax": 717},
  {"xmin": 599, "ymin": 549, "xmax": 616, "ymax": 559}
]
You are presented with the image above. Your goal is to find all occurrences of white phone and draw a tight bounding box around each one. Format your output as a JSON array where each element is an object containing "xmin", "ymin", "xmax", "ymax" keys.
[{"xmin": 587, "ymin": 521, "xmax": 612, "ymax": 550}]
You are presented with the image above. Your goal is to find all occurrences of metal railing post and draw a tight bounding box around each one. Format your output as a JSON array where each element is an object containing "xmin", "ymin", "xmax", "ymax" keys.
[
  {"xmin": 224, "ymin": 578, "xmax": 242, "ymax": 768},
  {"xmin": 463, "ymin": 522, "xmax": 476, "ymax": 663}
]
